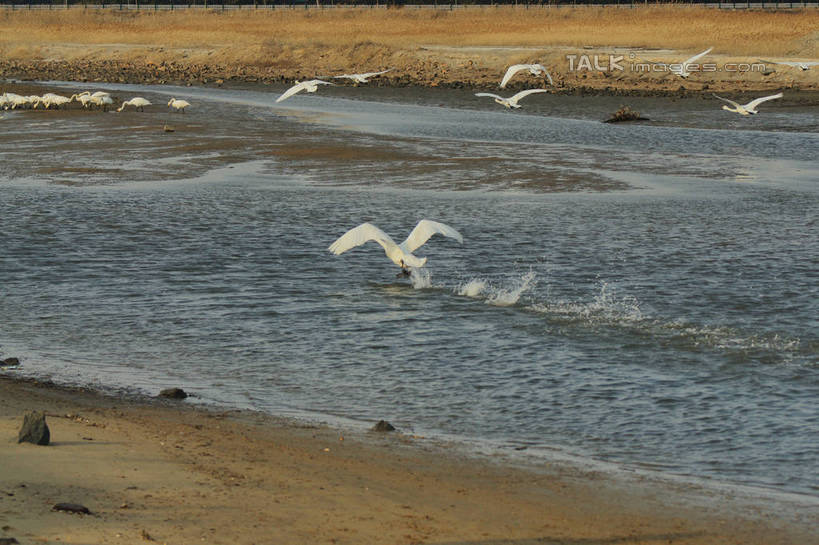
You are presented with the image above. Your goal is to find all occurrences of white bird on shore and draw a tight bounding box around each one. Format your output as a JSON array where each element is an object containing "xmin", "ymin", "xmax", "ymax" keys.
[
  {"xmin": 759, "ymin": 59, "xmax": 819, "ymax": 71},
  {"xmin": 167, "ymin": 98, "xmax": 191, "ymax": 113},
  {"xmin": 329, "ymin": 220, "xmax": 463, "ymax": 276},
  {"xmin": 713, "ymin": 92, "xmax": 783, "ymax": 115},
  {"xmin": 475, "ymin": 89, "xmax": 550, "ymax": 109},
  {"xmin": 500, "ymin": 64, "xmax": 554, "ymax": 89},
  {"xmin": 90, "ymin": 94, "xmax": 114, "ymax": 112},
  {"xmin": 117, "ymin": 97, "xmax": 152, "ymax": 112},
  {"xmin": 648, "ymin": 47, "xmax": 713, "ymax": 79},
  {"xmin": 71, "ymin": 93, "xmax": 95, "ymax": 108},
  {"xmin": 333, "ymin": 69, "xmax": 391, "ymax": 84},
  {"xmin": 275, "ymin": 79, "xmax": 334, "ymax": 103}
]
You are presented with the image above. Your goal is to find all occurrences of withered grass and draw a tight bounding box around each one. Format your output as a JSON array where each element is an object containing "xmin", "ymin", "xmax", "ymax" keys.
[{"xmin": 1, "ymin": 6, "xmax": 817, "ymax": 58}]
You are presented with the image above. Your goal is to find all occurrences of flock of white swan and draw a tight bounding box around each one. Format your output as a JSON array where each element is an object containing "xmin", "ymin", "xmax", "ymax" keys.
[{"xmin": 0, "ymin": 89, "xmax": 191, "ymax": 113}]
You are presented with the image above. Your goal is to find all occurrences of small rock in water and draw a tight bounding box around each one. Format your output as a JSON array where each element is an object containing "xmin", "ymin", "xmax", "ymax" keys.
[
  {"xmin": 17, "ymin": 411, "xmax": 50, "ymax": 446},
  {"xmin": 53, "ymin": 502, "xmax": 91, "ymax": 515},
  {"xmin": 1, "ymin": 357, "xmax": 20, "ymax": 367},
  {"xmin": 158, "ymin": 388, "xmax": 188, "ymax": 400},
  {"xmin": 372, "ymin": 420, "xmax": 396, "ymax": 432}
]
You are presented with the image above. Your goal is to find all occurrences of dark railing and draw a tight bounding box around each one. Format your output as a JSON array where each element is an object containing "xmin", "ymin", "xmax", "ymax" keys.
[{"xmin": 0, "ymin": 0, "xmax": 817, "ymax": 7}]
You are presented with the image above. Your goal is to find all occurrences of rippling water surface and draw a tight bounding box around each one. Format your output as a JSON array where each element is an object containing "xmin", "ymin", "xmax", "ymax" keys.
[{"xmin": 1, "ymin": 81, "xmax": 817, "ymax": 498}]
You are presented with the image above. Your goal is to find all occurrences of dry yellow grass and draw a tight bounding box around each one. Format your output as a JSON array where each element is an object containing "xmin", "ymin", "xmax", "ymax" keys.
[{"xmin": 0, "ymin": 5, "xmax": 817, "ymax": 57}]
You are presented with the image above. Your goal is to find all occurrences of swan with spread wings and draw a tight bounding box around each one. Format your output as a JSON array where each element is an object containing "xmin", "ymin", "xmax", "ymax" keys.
[{"xmin": 329, "ymin": 220, "xmax": 464, "ymax": 276}]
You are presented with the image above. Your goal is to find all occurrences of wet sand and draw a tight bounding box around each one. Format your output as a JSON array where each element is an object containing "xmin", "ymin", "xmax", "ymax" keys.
[{"xmin": 2, "ymin": 374, "xmax": 818, "ymax": 545}]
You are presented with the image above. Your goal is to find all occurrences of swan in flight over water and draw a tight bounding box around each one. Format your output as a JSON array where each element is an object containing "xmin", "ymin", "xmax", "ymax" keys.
[
  {"xmin": 275, "ymin": 80, "xmax": 333, "ymax": 103},
  {"xmin": 329, "ymin": 220, "xmax": 464, "ymax": 276},
  {"xmin": 475, "ymin": 89, "xmax": 549, "ymax": 109},
  {"xmin": 117, "ymin": 97, "xmax": 152, "ymax": 112},
  {"xmin": 333, "ymin": 69, "xmax": 391, "ymax": 84},
  {"xmin": 759, "ymin": 59, "xmax": 819, "ymax": 71},
  {"xmin": 500, "ymin": 64, "xmax": 554, "ymax": 88},
  {"xmin": 713, "ymin": 92, "xmax": 783, "ymax": 115},
  {"xmin": 167, "ymin": 98, "xmax": 191, "ymax": 113},
  {"xmin": 646, "ymin": 47, "xmax": 713, "ymax": 78}
]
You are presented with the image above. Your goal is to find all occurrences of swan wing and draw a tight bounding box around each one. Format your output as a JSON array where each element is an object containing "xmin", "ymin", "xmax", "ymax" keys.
[
  {"xmin": 744, "ymin": 92, "xmax": 783, "ymax": 110},
  {"xmin": 530, "ymin": 64, "xmax": 554, "ymax": 85},
  {"xmin": 510, "ymin": 88, "xmax": 550, "ymax": 103},
  {"xmin": 276, "ymin": 82, "xmax": 308, "ymax": 103},
  {"xmin": 329, "ymin": 223, "xmax": 398, "ymax": 255},
  {"xmin": 362, "ymin": 69, "xmax": 391, "ymax": 78},
  {"xmin": 500, "ymin": 64, "xmax": 527, "ymax": 88},
  {"xmin": 712, "ymin": 94, "xmax": 741, "ymax": 109},
  {"xmin": 400, "ymin": 220, "xmax": 463, "ymax": 254},
  {"xmin": 476, "ymin": 92, "xmax": 504, "ymax": 100},
  {"xmin": 684, "ymin": 47, "xmax": 713, "ymax": 65}
]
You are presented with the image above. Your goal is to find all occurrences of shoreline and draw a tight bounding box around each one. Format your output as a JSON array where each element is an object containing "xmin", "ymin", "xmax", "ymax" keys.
[
  {"xmin": 2, "ymin": 372, "xmax": 818, "ymax": 544},
  {"xmin": 3, "ymin": 54, "xmax": 817, "ymax": 98}
]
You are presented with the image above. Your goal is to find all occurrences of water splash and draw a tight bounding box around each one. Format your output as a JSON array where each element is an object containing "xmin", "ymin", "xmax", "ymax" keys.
[
  {"xmin": 532, "ymin": 280, "xmax": 644, "ymax": 325},
  {"xmin": 456, "ymin": 278, "xmax": 487, "ymax": 298},
  {"xmin": 487, "ymin": 270, "xmax": 537, "ymax": 306},
  {"xmin": 410, "ymin": 267, "xmax": 432, "ymax": 289},
  {"xmin": 454, "ymin": 271, "xmax": 537, "ymax": 307}
]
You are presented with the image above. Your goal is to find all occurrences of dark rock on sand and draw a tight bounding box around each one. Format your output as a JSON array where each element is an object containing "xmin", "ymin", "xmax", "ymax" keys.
[
  {"xmin": 0, "ymin": 537, "xmax": 20, "ymax": 545},
  {"xmin": 53, "ymin": 502, "xmax": 91, "ymax": 515},
  {"xmin": 372, "ymin": 420, "xmax": 396, "ymax": 432},
  {"xmin": 17, "ymin": 411, "xmax": 50, "ymax": 446},
  {"xmin": 1, "ymin": 357, "xmax": 20, "ymax": 367},
  {"xmin": 158, "ymin": 387, "xmax": 188, "ymax": 400}
]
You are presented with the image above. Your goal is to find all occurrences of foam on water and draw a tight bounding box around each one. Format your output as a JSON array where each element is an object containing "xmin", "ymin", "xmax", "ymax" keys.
[
  {"xmin": 410, "ymin": 267, "xmax": 433, "ymax": 289},
  {"xmin": 454, "ymin": 270, "xmax": 537, "ymax": 307}
]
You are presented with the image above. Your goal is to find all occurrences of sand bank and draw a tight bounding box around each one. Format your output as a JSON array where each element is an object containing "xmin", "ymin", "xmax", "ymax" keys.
[{"xmin": 1, "ymin": 374, "xmax": 817, "ymax": 545}]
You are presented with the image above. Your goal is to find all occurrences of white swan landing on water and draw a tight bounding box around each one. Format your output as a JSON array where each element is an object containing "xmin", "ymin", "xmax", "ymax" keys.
[{"xmin": 328, "ymin": 220, "xmax": 464, "ymax": 276}]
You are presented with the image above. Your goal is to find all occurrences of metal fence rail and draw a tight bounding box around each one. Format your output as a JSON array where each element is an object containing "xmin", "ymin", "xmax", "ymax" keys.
[{"xmin": 1, "ymin": 1, "xmax": 818, "ymax": 8}]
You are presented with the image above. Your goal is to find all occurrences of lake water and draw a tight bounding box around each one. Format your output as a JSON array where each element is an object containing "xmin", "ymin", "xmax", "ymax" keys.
[{"xmin": 1, "ymin": 81, "xmax": 817, "ymax": 500}]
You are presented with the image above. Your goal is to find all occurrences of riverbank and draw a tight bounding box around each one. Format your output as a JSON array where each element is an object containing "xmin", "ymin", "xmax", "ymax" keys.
[
  {"xmin": 1, "ymin": 7, "xmax": 818, "ymax": 95},
  {"xmin": 1, "ymin": 373, "xmax": 817, "ymax": 545}
]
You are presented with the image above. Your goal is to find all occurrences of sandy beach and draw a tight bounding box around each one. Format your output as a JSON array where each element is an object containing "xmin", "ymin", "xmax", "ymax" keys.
[{"xmin": 1, "ymin": 374, "xmax": 817, "ymax": 545}]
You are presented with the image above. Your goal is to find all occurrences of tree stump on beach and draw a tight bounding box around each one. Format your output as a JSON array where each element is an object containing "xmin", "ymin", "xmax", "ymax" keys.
[{"xmin": 18, "ymin": 411, "xmax": 50, "ymax": 446}]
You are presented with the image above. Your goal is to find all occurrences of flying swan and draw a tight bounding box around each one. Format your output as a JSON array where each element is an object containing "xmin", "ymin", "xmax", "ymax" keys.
[
  {"xmin": 646, "ymin": 47, "xmax": 713, "ymax": 78},
  {"xmin": 328, "ymin": 220, "xmax": 464, "ymax": 275},
  {"xmin": 275, "ymin": 80, "xmax": 333, "ymax": 103},
  {"xmin": 713, "ymin": 92, "xmax": 783, "ymax": 115},
  {"xmin": 500, "ymin": 64, "xmax": 554, "ymax": 89},
  {"xmin": 475, "ymin": 89, "xmax": 549, "ymax": 109},
  {"xmin": 333, "ymin": 69, "xmax": 391, "ymax": 84}
]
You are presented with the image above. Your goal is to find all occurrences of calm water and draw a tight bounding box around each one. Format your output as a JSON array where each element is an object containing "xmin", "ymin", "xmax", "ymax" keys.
[{"xmin": 1, "ymin": 82, "xmax": 817, "ymax": 498}]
